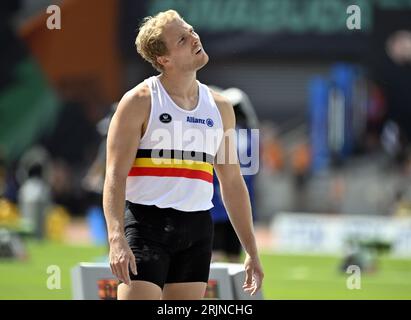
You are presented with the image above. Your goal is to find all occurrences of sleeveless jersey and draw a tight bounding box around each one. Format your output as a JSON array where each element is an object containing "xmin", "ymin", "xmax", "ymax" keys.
[{"xmin": 125, "ymin": 75, "xmax": 224, "ymax": 212}]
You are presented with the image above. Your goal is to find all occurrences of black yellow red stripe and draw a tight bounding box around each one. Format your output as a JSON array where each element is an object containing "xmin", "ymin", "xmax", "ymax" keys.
[
  {"xmin": 128, "ymin": 149, "xmax": 214, "ymax": 183},
  {"xmin": 136, "ymin": 149, "xmax": 214, "ymax": 164}
]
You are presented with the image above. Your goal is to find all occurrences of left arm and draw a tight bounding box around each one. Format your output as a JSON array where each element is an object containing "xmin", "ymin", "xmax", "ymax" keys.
[{"xmin": 211, "ymin": 90, "xmax": 264, "ymax": 296}]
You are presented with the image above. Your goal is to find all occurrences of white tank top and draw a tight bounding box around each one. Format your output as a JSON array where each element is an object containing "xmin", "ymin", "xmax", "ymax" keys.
[{"xmin": 125, "ymin": 75, "xmax": 224, "ymax": 212}]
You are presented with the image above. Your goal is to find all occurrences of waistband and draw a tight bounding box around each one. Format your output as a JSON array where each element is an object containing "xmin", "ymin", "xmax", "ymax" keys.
[{"xmin": 125, "ymin": 201, "xmax": 210, "ymax": 216}]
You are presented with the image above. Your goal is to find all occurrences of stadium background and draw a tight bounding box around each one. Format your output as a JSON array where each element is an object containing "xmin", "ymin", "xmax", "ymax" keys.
[{"xmin": 1, "ymin": 0, "xmax": 411, "ymax": 299}]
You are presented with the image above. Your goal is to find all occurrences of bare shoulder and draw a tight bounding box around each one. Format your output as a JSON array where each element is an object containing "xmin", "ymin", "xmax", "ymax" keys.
[
  {"xmin": 108, "ymin": 82, "xmax": 151, "ymax": 140},
  {"xmin": 116, "ymin": 82, "xmax": 151, "ymax": 117},
  {"xmin": 209, "ymin": 88, "xmax": 232, "ymax": 110},
  {"xmin": 209, "ymin": 88, "xmax": 235, "ymax": 129}
]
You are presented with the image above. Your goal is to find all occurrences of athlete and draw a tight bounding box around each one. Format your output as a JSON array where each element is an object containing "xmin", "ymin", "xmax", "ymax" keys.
[{"xmin": 103, "ymin": 9, "xmax": 264, "ymax": 300}]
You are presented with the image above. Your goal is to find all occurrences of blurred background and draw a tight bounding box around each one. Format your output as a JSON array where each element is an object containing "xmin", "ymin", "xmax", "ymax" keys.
[{"xmin": 1, "ymin": 0, "xmax": 411, "ymax": 299}]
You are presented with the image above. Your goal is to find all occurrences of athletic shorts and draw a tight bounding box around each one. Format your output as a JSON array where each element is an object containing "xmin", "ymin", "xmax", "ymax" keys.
[
  {"xmin": 123, "ymin": 201, "xmax": 214, "ymax": 289},
  {"xmin": 213, "ymin": 221, "xmax": 242, "ymax": 256}
]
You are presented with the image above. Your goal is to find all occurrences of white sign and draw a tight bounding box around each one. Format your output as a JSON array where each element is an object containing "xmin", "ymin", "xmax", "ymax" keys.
[{"xmin": 270, "ymin": 213, "xmax": 411, "ymax": 257}]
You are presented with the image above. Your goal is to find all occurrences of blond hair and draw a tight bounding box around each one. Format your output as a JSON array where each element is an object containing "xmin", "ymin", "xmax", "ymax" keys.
[{"xmin": 135, "ymin": 10, "xmax": 182, "ymax": 71}]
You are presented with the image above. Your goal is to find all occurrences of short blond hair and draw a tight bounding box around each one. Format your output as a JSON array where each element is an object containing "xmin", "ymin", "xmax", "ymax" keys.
[{"xmin": 135, "ymin": 10, "xmax": 182, "ymax": 72}]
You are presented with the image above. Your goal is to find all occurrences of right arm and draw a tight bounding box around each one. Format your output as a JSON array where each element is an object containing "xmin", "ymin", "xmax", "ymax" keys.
[{"xmin": 103, "ymin": 85, "xmax": 150, "ymax": 285}]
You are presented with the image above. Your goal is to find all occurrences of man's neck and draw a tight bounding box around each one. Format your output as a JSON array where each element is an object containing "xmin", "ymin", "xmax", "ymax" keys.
[{"xmin": 159, "ymin": 71, "xmax": 198, "ymax": 99}]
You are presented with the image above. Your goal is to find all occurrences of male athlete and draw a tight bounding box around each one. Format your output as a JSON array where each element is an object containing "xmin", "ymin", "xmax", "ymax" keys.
[{"xmin": 103, "ymin": 9, "xmax": 264, "ymax": 300}]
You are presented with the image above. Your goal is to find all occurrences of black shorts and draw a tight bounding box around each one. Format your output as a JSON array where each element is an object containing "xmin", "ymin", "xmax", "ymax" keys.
[
  {"xmin": 213, "ymin": 221, "xmax": 242, "ymax": 256},
  {"xmin": 123, "ymin": 201, "xmax": 213, "ymax": 289}
]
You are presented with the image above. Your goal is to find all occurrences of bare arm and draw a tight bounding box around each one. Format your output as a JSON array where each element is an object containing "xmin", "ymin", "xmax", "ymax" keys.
[
  {"xmin": 212, "ymin": 90, "xmax": 264, "ymax": 295},
  {"xmin": 103, "ymin": 84, "xmax": 150, "ymax": 284}
]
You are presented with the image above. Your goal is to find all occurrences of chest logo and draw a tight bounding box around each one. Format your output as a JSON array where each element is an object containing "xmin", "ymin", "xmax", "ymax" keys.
[
  {"xmin": 186, "ymin": 116, "xmax": 214, "ymax": 127},
  {"xmin": 159, "ymin": 113, "xmax": 172, "ymax": 123}
]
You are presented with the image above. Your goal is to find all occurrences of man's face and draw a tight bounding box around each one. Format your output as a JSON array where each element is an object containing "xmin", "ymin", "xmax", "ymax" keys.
[{"xmin": 159, "ymin": 18, "xmax": 209, "ymax": 72}]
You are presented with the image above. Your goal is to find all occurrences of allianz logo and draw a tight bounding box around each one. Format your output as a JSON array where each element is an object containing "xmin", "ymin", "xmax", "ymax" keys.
[{"xmin": 186, "ymin": 116, "xmax": 214, "ymax": 127}]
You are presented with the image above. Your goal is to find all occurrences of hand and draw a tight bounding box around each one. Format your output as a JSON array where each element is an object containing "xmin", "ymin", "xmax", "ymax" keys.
[
  {"xmin": 109, "ymin": 235, "xmax": 137, "ymax": 285},
  {"xmin": 242, "ymin": 254, "xmax": 264, "ymax": 296}
]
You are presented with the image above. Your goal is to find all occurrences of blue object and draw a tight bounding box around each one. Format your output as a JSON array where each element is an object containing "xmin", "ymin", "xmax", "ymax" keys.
[
  {"xmin": 309, "ymin": 76, "xmax": 330, "ymax": 172},
  {"xmin": 330, "ymin": 63, "xmax": 356, "ymax": 158},
  {"xmin": 86, "ymin": 206, "xmax": 108, "ymax": 245}
]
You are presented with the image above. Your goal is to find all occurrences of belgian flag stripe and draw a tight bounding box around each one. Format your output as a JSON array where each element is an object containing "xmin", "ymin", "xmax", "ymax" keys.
[
  {"xmin": 136, "ymin": 149, "xmax": 214, "ymax": 164},
  {"xmin": 133, "ymin": 158, "xmax": 213, "ymax": 174},
  {"xmin": 128, "ymin": 167, "xmax": 213, "ymax": 183}
]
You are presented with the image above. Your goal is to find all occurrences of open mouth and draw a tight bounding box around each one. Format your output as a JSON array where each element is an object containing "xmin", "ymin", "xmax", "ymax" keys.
[{"xmin": 195, "ymin": 47, "xmax": 202, "ymax": 54}]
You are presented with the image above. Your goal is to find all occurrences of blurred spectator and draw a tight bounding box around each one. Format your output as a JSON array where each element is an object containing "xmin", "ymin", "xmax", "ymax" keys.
[
  {"xmin": 382, "ymin": 30, "xmax": 411, "ymax": 164},
  {"xmin": 81, "ymin": 103, "xmax": 117, "ymax": 245},
  {"xmin": 291, "ymin": 142, "xmax": 311, "ymax": 181},
  {"xmin": 17, "ymin": 146, "xmax": 51, "ymax": 240},
  {"xmin": 290, "ymin": 141, "xmax": 311, "ymax": 211},
  {"xmin": 82, "ymin": 103, "xmax": 118, "ymax": 196},
  {"xmin": 369, "ymin": 6, "xmax": 411, "ymax": 173},
  {"xmin": 260, "ymin": 122, "xmax": 284, "ymax": 173},
  {"xmin": 365, "ymin": 81, "xmax": 387, "ymax": 151},
  {"xmin": 49, "ymin": 158, "xmax": 72, "ymax": 210},
  {"xmin": 40, "ymin": 96, "xmax": 102, "ymax": 215},
  {"xmin": 371, "ymin": 28, "xmax": 411, "ymax": 161},
  {"xmin": 385, "ymin": 30, "xmax": 411, "ymax": 66},
  {"xmin": 381, "ymin": 120, "xmax": 402, "ymax": 160}
]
